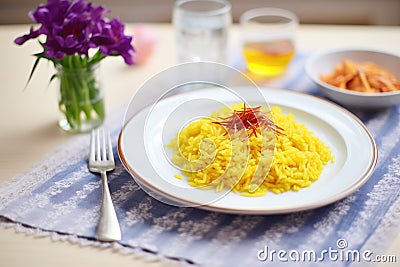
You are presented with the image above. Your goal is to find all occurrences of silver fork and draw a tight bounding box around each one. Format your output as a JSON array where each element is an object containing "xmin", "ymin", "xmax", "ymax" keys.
[{"xmin": 89, "ymin": 128, "xmax": 121, "ymax": 241}]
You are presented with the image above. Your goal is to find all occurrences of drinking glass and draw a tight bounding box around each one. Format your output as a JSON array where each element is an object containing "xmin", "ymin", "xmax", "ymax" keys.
[
  {"xmin": 172, "ymin": 0, "xmax": 232, "ymax": 63},
  {"xmin": 240, "ymin": 8, "xmax": 298, "ymax": 77}
]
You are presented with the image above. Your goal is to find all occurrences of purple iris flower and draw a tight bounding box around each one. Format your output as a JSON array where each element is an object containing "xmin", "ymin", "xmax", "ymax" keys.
[
  {"xmin": 14, "ymin": 0, "xmax": 135, "ymax": 65},
  {"xmin": 92, "ymin": 18, "xmax": 135, "ymax": 65}
]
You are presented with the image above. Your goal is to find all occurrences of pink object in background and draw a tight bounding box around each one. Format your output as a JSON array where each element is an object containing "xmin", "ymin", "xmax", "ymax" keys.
[{"xmin": 132, "ymin": 24, "xmax": 157, "ymax": 65}]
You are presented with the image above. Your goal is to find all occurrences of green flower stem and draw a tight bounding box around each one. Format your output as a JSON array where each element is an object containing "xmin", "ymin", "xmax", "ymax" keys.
[
  {"xmin": 57, "ymin": 54, "xmax": 104, "ymax": 131},
  {"xmin": 60, "ymin": 68, "xmax": 82, "ymax": 126},
  {"xmin": 71, "ymin": 56, "xmax": 90, "ymax": 121}
]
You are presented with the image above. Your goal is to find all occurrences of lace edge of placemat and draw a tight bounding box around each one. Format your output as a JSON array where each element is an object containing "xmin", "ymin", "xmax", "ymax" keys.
[{"xmin": 0, "ymin": 216, "xmax": 197, "ymax": 266}]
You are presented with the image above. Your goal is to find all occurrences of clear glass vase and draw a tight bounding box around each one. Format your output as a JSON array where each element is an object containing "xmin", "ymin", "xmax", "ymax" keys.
[{"xmin": 56, "ymin": 63, "xmax": 105, "ymax": 133}]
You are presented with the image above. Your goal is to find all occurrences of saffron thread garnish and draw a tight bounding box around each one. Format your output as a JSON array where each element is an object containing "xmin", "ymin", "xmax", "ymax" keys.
[{"xmin": 212, "ymin": 104, "xmax": 285, "ymax": 138}]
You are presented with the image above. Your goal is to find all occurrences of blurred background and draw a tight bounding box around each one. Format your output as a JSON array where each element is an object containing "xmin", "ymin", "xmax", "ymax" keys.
[{"xmin": 1, "ymin": 0, "xmax": 399, "ymax": 25}]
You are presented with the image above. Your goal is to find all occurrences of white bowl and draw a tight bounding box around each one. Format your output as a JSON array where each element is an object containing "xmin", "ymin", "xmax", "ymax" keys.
[{"xmin": 306, "ymin": 48, "xmax": 400, "ymax": 109}]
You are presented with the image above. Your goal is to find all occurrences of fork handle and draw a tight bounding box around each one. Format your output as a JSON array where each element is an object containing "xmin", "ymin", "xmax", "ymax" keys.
[{"xmin": 97, "ymin": 171, "xmax": 121, "ymax": 241}]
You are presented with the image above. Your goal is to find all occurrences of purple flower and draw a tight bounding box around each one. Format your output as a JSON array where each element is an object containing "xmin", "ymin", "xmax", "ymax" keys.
[
  {"xmin": 92, "ymin": 18, "xmax": 135, "ymax": 65},
  {"xmin": 14, "ymin": 26, "xmax": 41, "ymax": 45},
  {"xmin": 14, "ymin": 0, "xmax": 135, "ymax": 65}
]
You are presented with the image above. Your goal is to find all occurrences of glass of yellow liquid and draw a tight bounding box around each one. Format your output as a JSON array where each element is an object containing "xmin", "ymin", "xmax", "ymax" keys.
[{"xmin": 240, "ymin": 8, "xmax": 298, "ymax": 77}]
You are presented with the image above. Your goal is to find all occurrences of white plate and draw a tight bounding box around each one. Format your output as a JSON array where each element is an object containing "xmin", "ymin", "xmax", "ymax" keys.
[{"xmin": 118, "ymin": 88, "xmax": 377, "ymax": 214}]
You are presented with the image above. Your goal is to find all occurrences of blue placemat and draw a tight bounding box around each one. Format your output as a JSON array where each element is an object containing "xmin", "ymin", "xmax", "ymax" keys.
[{"xmin": 1, "ymin": 54, "xmax": 400, "ymax": 266}]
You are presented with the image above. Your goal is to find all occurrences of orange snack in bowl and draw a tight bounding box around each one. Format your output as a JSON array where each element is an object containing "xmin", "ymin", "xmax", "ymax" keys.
[{"xmin": 320, "ymin": 59, "xmax": 400, "ymax": 93}]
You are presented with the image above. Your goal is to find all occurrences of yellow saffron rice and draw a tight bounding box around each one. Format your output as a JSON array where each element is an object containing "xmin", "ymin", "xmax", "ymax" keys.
[{"xmin": 167, "ymin": 104, "xmax": 334, "ymax": 196}]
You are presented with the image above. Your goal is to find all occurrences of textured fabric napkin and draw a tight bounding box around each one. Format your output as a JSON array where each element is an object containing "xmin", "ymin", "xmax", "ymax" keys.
[{"xmin": 1, "ymin": 53, "xmax": 400, "ymax": 266}]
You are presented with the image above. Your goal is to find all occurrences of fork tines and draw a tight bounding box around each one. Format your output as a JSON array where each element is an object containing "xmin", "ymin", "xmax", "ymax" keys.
[{"xmin": 90, "ymin": 128, "xmax": 114, "ymax": 164}]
